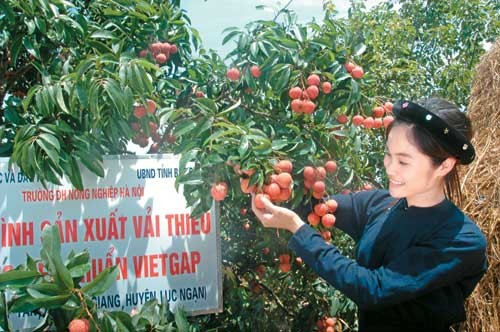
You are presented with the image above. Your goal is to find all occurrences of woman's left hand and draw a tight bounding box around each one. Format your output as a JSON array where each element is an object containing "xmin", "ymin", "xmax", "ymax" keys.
[{"xmin": 251, "ymin": 193, "xmax": 305, "ymax": 234}]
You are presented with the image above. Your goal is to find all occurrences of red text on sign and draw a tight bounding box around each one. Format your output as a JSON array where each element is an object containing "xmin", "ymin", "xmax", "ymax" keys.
[
  {"xmin": 165, "ymin": 213, "xmax": 211, "ymax": 236},
  {"xmin": 1, "ymin": 221, "xmax": 34, "ymax": 247},
  {"xmin": 133, "ymin": 251, "xmax": 201, "ymax": 277}
]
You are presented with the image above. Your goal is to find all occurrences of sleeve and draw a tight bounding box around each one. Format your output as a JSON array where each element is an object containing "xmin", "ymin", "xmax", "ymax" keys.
[
  {"xmin": 288, "ymin": 223, "xmax": 487, "ymax": 310},
  {"xmin": 329, "ymin": 190, "xmax": 392, "ymax": 241}
]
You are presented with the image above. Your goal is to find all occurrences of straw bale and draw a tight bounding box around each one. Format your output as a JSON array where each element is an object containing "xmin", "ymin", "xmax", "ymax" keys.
[{"xmin": 460, "ymin": 39, "xmax": 500, "ymax": 332}]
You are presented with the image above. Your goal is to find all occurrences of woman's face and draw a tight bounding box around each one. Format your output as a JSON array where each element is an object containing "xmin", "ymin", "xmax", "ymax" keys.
[{"xmin": 383, "ymin": 124, "xmax": 446, "ymax": 206}]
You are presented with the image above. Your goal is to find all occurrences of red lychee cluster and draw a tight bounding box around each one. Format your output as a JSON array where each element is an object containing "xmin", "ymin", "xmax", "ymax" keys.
[
  {"xmin": 307, "ymin": 199, "xmax": 337, "ymax": 229},
  {"xmin": 210, "ymin": 181, "xmax": 228, "ymax": 201},
  {"xmin": 279, "ymin": 253, "xmax": 291, "ymax": 272},
  {"xmin": 302, "ymin": 160, "xmax": 337, "ymax": 199},
  {"xmin": 68, "ymin": 318, "xmax": 90, "ymax": 332},
  {"xmin": 226, "ymin": 67, "xmax": 241, "ymax": 81},
  {"xmin": 250, "ymin": 65, "xmax": 261, "ymax": 78},
  {"xmin": 256, "ymin": 264, "xmax": 266, "ymax": 278},
  {"xmin": 139, "ymin": 41, "xmax": 178, "ymax": 64},
  {"xmin": 351, "ymin": 101, "xmax": 394, "ymax": 130},
  {"xmin": 251, "ymin": 159, "xmax": 294, "ymax": 208},
  {"xmin": 344, "ymin": 61, "xmax": 364, "ymax": 79},
  {"xmin": 317, "ymin": 316, "xmax": 337, "ymax": 332},
  {"xmin": 302, "ymin": 161, "xmax": 339, "ymax": 242},
  {"xmin": 133, "ymin": 99, "xmax": 156, "ymax": 119},
  {"xmin": 194, "ymin": 90, "xmax": 205, "ymax": 98},
  {"xmin": 288, "ymin": 74, "xmax": 333, "ymax": 115},
  {"xmin": 130, "ymin": 99, "xmax": 162, "ymax": 150},
  {"xmin": 226, "ymin": 64, "xmax": 261, "ymax": 82}
]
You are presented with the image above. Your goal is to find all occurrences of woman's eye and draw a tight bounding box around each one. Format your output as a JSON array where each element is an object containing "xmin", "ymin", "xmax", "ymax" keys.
[{"xmin": 399, "ymin": 161, "xmax": 408, "ymax": 166}]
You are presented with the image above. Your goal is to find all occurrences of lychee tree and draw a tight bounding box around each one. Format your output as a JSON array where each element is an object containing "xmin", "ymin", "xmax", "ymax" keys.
[
  {"xmin": 345, "ymin": 0, "xmax": 500, "ymax": 108},
  {"xmin": 164, "ymin": 4, "xmax": 393, "ymax": 330},
  {"xmin": 0, "ymin": 0, "xmax": 200, "ymax": 187},
  {"xmin": 163, "ymin": 1, "xmax": 498, "ymax": 330}
]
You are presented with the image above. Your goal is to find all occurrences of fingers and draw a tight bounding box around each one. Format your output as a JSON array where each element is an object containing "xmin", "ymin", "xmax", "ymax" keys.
[
  {"xmin": 250, "ymin": 193, "xmax": 257, "ymax": 211},
  {"xmin": 251, "ymin": 193, "xmax": 274, "ymax": 225},
  {"xmin": 251, "ymin": 193, "xmax": 274, "ymax": 212},
  {"xmin": 250, "ymin": 193, "xmax": 302, "ymax": 232},
  {"xmin": 260, "ymin": 194, "xmax": 275, "ymax": 211}
]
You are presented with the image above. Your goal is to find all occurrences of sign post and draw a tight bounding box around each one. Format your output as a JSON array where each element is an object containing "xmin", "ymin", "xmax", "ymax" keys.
[{"xmin": 0, "ymin": 154, "xmax": 222, "ymax": 329}]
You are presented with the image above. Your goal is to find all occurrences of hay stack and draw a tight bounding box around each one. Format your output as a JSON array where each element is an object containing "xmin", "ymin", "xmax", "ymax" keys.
[{"xmin": 461, "ymin": 39, "xmax": 500, "ymax": 332}]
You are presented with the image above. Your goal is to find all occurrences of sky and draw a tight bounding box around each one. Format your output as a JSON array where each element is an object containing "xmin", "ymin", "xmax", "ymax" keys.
[{"xmin": 181, "ymin": 0, "xmax": 384, "ymax": 56}]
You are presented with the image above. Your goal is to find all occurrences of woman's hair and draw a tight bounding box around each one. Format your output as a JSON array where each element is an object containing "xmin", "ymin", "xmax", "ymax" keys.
[{"xmin": 386, "ymin": 97, "xmax": 474, "ymax": 205}]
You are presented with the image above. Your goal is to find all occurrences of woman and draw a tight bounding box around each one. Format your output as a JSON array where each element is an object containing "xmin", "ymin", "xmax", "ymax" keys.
[{"xmin": 251, "ymin": 98, "xmax": 487, "ymax": 332}]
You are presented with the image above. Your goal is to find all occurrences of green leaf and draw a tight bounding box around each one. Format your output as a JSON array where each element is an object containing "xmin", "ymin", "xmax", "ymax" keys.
[
  {"xmin": 222, "ymin": 30, "xmax": 241, "ymax": 45},
  {"xmin": 0, "ymin": 270, "xmax": 41, "ymax": 290},
  {"xmin": 349, "ymin": 80, "xmax": 360, "ymax": 104},
  {"xmin": 76, "ymin": 58, "xmax": 96, "ymax": 77},
  {"xmin": 41, "ymin": 225, "xmax": 74, "ymax": 290},
  {"xmin": 353, "ymin": 43, "xmax": 367, "ymax": 56},
  {"xmin": 238, "ymin": 136, "xmax": 249, "ymax": 157},
  {"xmin": 29, "ymin": 312, "xmax": 49, "ymax": 332},
  {"xmin": 77, "ymin": 150, "xmax": 104, "ymax": 178},
  {"xmin": 219, "ymin": 99, "xmax": 241, "ymax": 116},
  {"xmin": 55, "ymin": 85, "xmax": 70, "ymax": 113},
  {"xmin": 205, "ymin": 152, "xmax": 224, "ymax": 166},
  {"xmin": 27, "ymin": 283, "xmax": 68, "ymax": 298},
  {"xmin": 10, "ymin": 36, "xmax": 23, "ymax": 66},
  {"xmin": 0, "ymin": 291, "xmax": 11, "ymax": 331},
  {"xmin": 10, "ymin": 293, "xmax": 72, "ymax": 312},
  {"xmin": 179, "ymin": 149, "xmax": 199, "ymax": 171},
  {"xmin": 81, "ymin": 265, "xmax": 119, "ymax": 296},
  {"xmin": 250, "ymin": 42, "xmax": 259, "ymax": 57},
  {"xmin": 269, "ymin": 64, "xmax": 291, "ymax": 92},
  {"xmin": 8, "ymin": 294, "xmax": 41, "ymax": 313},
  {"xmin": 38, "ymin": 133, "xmax": 60, "ymax": 151},
  {"xmin": 25, "ymin": 19, "xmax": 36, "ymax": 34},
  {"xmin": 63, "ymin": 155, "xmax": 84, "ymax": 190},
  {"xmin": 25, "ymin": 254, "xmax": 37, "ymax": 271},
  {"xmin": 293, "ymin": 26, "xmax": 305, "ymax": 43},
  {"xmin": 252, "ymin": 141, "xmax": 272, "ymax": 155},
  {"xmin": 135, "ymin": 298, "xmax": 159, "ymax": 323},
  {"xmin": 274, "ymin": 66, "xmax": 291, "ymax": 92},
  {"xmin": 106, "ymin": 311, "xmax": 135, "ymax": 331},
  {"xmin": 272, "ymin": 139, "xmax": 289, "ymax": 151},
  {"xmin": 36, "ymin": 137, "xmax": 60, "ymax": 166},
  {"xmin": 203, "ymin": 128, "xmax": 241, "ymax": 146},
  {"xmin": 195, "ymin": 116, "xmax": 213, "ymax": 135},
  {"xmin": 91, "ymin": 30, "xmax": 116, "ymax": 39},
  {"xmin": 34, "ymin": 17, "xmax": 46, "ymax": 34},
  {"xmin": 100, "ymin": 315, "xmax": 115, "ymax": 332},
  {"xmin": 221, "ymin": 26, "xmax": 240, "ymax": 33},
  {"xmin": 104, "ymin": 78, "xmax": 126, "ymax": 113},
  {"xmin": 237, "ymin": 33, "xmax": 249, "ymax": 51},
  {"xmin": 66, "ymin": 252, "xmax": 91, "ymax": 278},
  {"xmin": 193, "ymin": 98, "xmax": 217, "ymax": 113},
  {"xmin": 173, "ymin": 119, "xmax": 197, "ymax": 137},
  {"xmin": 174, "ymin": 307, "xmax": 190, "ymax": 332},
  {"xmin": 342, "ymin": 169, "xmax": 354, "ymax": 187},
  {"xmin": 4, "ymin": 107, "xmax": 22, "ymax": 125},
  {"xmin": 22, "ymin": 36, "xmax": 40, "ymax": 59},
  {"xmin": 177, "ymin": 174, "xmax": 204, "ymax": 186},
  {"xmin": 258, "ymin": 41, "xmax": 269, "ymax": 57}
]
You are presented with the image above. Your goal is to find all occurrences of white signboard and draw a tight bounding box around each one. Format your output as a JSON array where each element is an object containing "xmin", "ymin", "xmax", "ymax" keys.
[{"xmin": 0, "ymin": 154, "xmax": 222, "ymax": 328}]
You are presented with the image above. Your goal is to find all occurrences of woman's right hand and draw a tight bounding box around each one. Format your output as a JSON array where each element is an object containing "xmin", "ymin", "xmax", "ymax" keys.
[{"xmin": 251, "ymin": 193, "xmax": 305, "ymax": 234}]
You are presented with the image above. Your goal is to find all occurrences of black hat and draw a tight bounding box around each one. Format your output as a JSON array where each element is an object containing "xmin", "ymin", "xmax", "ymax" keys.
[{"xmin": 392, "ymin": 100, "xmax": 475, "ymax": 165}]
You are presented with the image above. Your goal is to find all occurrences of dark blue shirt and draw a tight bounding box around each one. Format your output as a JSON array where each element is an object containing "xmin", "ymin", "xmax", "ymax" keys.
[{"xmin": 289, "ymin": 190, "xmax": 487, "ymax": 331}]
